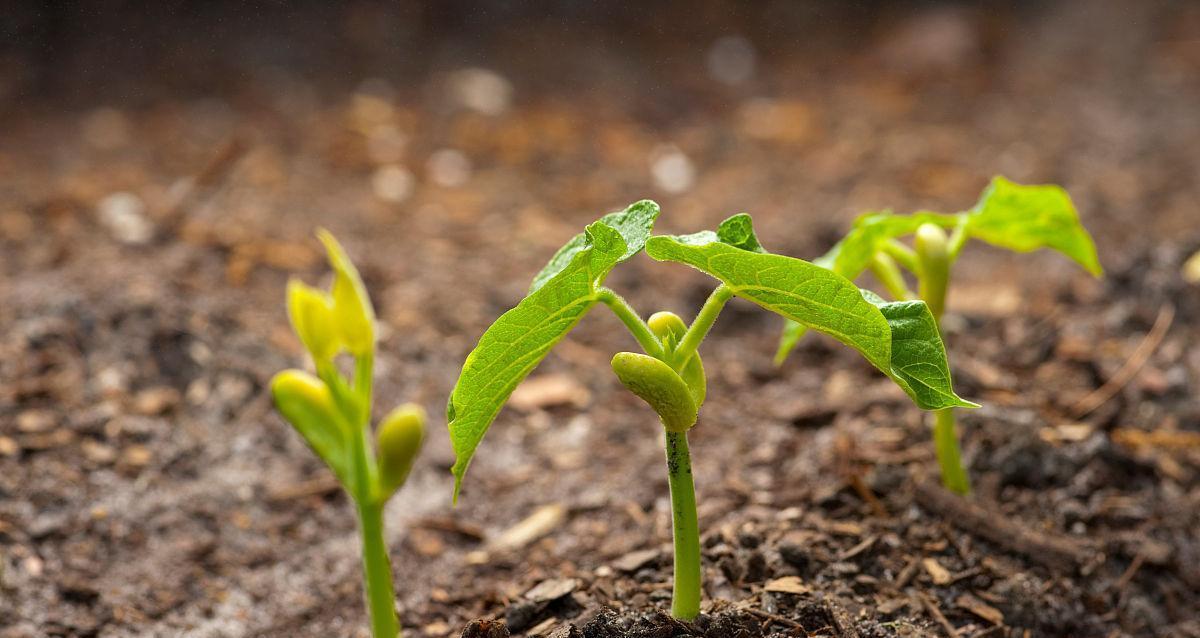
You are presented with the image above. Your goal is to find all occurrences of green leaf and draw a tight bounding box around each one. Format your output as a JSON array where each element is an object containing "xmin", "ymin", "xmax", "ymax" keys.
[
  {"xmin": 611, "ymin": 352, "xmax": 698, "ymax": 433},
  {"xmin": 448, "ymin": 202, "xmax": 660, "ymax": 500},
  {"xmin": 271, "ymin": 370, "xmax": 355, "ymax": 490},
  {"xmin": 964, "ymin": 177, "xmax": 1102, "ymax": 276},
  {"xmin": 646, "ymin": 233, "xmax": 973, "ymax": 410},
  {"xmin": 317, "ymin": 229, "xmax": 377, "ymax": 356},
  {"xmin": 830, "ymin": 211, "xmax": 957, "ymax": 280},
  {"xmin": 529, "ymin": 200, "xmax": 661, "ymax": 294},
  {"xmin": 716, "ymin": 214, "xmax": 766, "ymax": 253},
  {"xmin": 861, "ymin": 291, "xmax": 978, "ymax": 410}
]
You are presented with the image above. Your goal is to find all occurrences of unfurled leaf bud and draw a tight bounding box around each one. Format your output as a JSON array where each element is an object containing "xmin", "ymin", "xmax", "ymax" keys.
[
  {"xmin": 611, "ymin": 352, "xmax": 698, "ymax": 433},
  {"xmin": 648, "ymin": 311, "xmax": 687, "ymax": 350},
  {"xmin": 317, "ymin": 229, "xmax": 376, "ymax": 357},
  {"xmin": 287, "ymin": 280, "xmax": 339, "ymax": 362},
  {"xmin": 376, "ymin": 404, "xmax": 425, "ymax": 498},
  {"xmin": 271, "ymin": 370, "xmax": 352, "ymax": 486},
  {"xmin": 914, "ymin": 223, "xmax": 950, "ymax": 320}
]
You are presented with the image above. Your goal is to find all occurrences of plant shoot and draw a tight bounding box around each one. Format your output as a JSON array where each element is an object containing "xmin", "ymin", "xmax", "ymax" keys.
[
  {"xmin": 272, "ymin": 231, "xmax": 425, "ymax": 638},
  {"xmin": 446, "ymin": 202, "xmax": 973, "ymax": 620}
]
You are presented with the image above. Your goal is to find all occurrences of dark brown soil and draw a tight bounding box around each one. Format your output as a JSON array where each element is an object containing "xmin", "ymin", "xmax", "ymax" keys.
[{"xmin": 2, "ymin": 2, "xmax": 1199, "ymax": 637}]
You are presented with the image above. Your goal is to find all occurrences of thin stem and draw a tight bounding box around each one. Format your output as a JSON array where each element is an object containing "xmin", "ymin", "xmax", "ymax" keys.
[
  {"xmin": 933, "ymin": 409, "xmax": 970, "ymax": 496},
  {"xmin": 882, "ymin": 240, "xmax": 919, "ymax": 273},
  {"xmin": 357, "ymin": 501, "xmax": 400, "ymax": 638},
  {"xmin": 671, "ymin": 285, "xmax": 733, "ymax": 368},
  {"xmin": 868, "ymin": 253, "xmax": 916, "ymax": 300},
  {"xmin": 946, "ymin": 221, "xmax": 969, "ymax": 261},
  {"xmin": 914, "ymin": 224, "xmax": 971, "ymax": 494},
  {"xmin": 665, "ymin": 430, "xmax": 701, "ymax": 620},
  {"xmin": 597, "ymin": 288, "xmax": 664, "ymax": 359}
]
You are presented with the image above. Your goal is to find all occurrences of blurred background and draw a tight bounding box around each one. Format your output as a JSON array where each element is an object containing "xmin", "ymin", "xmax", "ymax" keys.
[{"xmin": 2, "ymin": 1, "xmax": 1199, "ymax": 636}]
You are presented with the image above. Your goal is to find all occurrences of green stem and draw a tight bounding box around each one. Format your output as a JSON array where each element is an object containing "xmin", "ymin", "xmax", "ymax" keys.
[
  {"xmin": 597, "ymin": 288, "xmax": 665, "ymax": 359},
  {"xmin": 868, "ymin": 253, "xmax": 915, "ymax": 300},
  {"xmin": 914, "ymin": 223, "xmax": 970, "ymax": 495},
  {"xmin": 672, "ymin": 285, "xmax": 733, "ymax": 368},
  {"xmin": 883, "ymin": 240, "xmax": 919, "ymax": 273},
  {"xmin": 914, "ymin": 225, "xmax": 950, "ymax": 322},
  {"xmin": 933, "ymin": 409, "xmax": 970, "ymax": 496},
  {"xmin": 665, "ymin": 430, "xmax": 701, "ymax": 620},
  {"xmin": 357, "ymin": 501, "xmax": 400, "ymax": 638}
]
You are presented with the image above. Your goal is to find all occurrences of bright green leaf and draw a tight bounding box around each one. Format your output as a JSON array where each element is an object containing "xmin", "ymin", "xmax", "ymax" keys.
[
  {"xmin": 530, "ymin": 200, "xmax": 661, "ymax": 294},
  {"xmin": 646, "ymin": 233, "xmax": 972, "ymax": 410},
  {"xmin": 831, "ymin": 211, "xmax": 956, "ymax": 280},
  {"xmin": 448, "ymin": 202, "xmax": 660, "ymax": 500},
  {"xmin": 715, "ymin": 213, "xmax": 766, "ymax": 253},
  {"xmin": 861, "ymin": 291, "xmax": 978, "ymax": 410},
  {"xmin": 964, "ymin": 177, "xmax": 1102, "ymax": 276},
  {"xmin": 611, "ymin": 352, "xmax": 698, "ymax": 433}
]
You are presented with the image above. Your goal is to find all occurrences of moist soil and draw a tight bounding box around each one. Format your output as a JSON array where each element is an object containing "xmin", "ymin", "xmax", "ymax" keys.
[{"xmin": 2, "ymin": 2, "xmax": 1199, "ymax": 637}]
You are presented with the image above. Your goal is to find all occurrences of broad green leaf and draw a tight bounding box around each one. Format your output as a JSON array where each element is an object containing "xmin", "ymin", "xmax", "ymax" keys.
[
  {"xmin": 271, "ymin": 370, "xmax": 355, "ymax": 489},
  {"xmin": 964, "ymin": 177, "xmax": 1102, "ymax": 276},
  {"xmin": 860, "ymin": 291, "xmax": 977, "ymax": 409},
  {"xmin": 530, "ymin": 200, "xmax": 661, "ymax": 294},
  {"xmin": 448, "ymin": 202, "xmax": 660, "ymax": 500},
  {"xmin": 611, "ymin": 352, "xmax": 698, "ymax": 433},
  {"xmin": 646, "ymin": 233, "xmax": 972, "ymax": 410}
]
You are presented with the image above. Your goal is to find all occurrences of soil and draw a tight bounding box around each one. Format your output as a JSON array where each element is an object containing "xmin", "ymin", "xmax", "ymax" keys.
[{"xmin": 2, "ymin": 2, "xmax": 1199, "ymax": 637}]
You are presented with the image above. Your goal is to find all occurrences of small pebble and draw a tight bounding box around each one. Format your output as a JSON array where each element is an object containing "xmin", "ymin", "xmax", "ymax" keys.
[
  {"xmin": 428, "ymin": 149, "xmax": 472, "ymax": 187},
  {"xmin": 97, "ymin": 192, "xmax": 153, "ymax": 245},
  {"xmin": 448, "ymin": 68, "xmax": 513, "ymax": 116},
  {"xmin": 17, "ymin": 410, "xmax": 56, "ymax": 433},
  {"xmin": 371, "ymin": 164, "xmax": 415, "ymax": 203},
  {"xmin": 650, "ymin": 145, "xmax": 695, "ymax": 194}
]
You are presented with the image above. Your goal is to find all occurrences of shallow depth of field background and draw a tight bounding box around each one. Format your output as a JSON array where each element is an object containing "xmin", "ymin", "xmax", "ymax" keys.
[{"xmin": 2, "ymin": 2, "xmax": 1198, "ymax": 637}]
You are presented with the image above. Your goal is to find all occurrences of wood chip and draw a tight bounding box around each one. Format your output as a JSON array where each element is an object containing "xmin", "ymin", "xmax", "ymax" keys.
[
  {"xmin": 956, "ymin": 592, "xmax": 1003, "ymax": 626},
  {"xmin": 488, "ymin": 504, "xmax": 566, "ymax": 551},
  {"xmin": 612, "ymin": 548, "xmax": 659, "ymax": 573},
  {"xmin": 764, "ymin": 576, "xmax": 811, "ymax": 595},
  {"xmin": 509, "ymin": 374, "xmax": 590, "ymax": 411},
  {"xmin": 923, "ymin": 557, "xmax": 953, "ymax": 585},
  {"xmin": 524, "ymin": 578, "xmax": 578, "ymax": 603}
]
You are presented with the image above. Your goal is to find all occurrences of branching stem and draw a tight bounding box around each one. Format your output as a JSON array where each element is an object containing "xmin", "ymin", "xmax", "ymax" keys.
[
  {"xmin": 672, "ymin": 285, "xmax": 733, "ymax": 368},
  {"xmin": 598, "ymin": 288, "xmax": 665, "ymax": 359}
]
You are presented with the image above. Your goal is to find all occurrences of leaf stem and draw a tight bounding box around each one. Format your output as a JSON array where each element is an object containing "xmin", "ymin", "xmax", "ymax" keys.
[
  {"xmin": 933, "ymin": 408, "xmax": 971, "ymax": 496},
  {"xmin": 357, "ymin": 500, "xmax": 400, "ymax": 637},
  {"xmin": 672, "ymin": 285, "xmax": 733, "ymax": 368},
  {"xmin": 665, "ymin": 430, "xmax": 702, "ymax": 620},
  {"xmin": 868, "ymin": 253, "xmax": 915, "ymax": 300},
  {"xmin": 597, "ymin": 288, "xmax": 665, "ymax": 359},
  {"xmin": 915, "ymin": 224, "xmax": 971, "ymax": 494},
  {"xmin": 883, "ymin": 240, "xmax": 920, "ymax": 272}
]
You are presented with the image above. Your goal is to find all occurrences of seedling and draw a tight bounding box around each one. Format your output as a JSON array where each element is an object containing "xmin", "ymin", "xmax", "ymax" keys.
[
  {"xmin": 447, "ymin": 201, "xmax": 973, "ymax": 620},
  {"xmin": 775, "ymin": 177, "xmax": 1102, "ymax": 495},
  {"xmin": 271, "ymin": 231, "xmax": 425, "ymax": 638}
]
